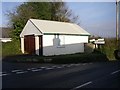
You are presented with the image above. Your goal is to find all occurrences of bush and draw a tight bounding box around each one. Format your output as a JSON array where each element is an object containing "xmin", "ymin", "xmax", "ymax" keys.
[
  {"xmin": 101, "ymin": 38, "xmax": 118, "ymax": 60},
  {"xmin": 2, "ymin": 40, "xmax": 22, "ymax": 57}
]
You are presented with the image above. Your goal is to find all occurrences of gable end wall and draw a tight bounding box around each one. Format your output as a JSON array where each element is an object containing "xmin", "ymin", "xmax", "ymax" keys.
[{"xmin": 20, "ymin": 20, "xmax": 42, "ymax": 37}]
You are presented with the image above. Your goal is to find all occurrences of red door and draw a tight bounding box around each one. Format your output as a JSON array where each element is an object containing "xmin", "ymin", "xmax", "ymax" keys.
[{"xmin": 24, "ymin": 35, "xmax": 35, "ymax": 54}]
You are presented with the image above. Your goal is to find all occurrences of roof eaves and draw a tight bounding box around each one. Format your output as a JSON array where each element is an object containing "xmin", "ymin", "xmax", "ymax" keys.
[{"xmin": 43, "ymin": 33, "xmax": 90, "ymax": 36}]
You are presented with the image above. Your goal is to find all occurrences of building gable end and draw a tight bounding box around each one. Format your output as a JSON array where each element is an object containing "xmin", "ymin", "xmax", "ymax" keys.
[{"xmin": 20, "ymin": 20, "xmax": 42, "ymax": 37}]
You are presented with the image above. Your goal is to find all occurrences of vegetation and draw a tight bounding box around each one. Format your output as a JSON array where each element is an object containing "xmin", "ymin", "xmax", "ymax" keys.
[
  {"xmin": 101, "ymin": 38, "xmax": 118, "ymax": 60},
  {"xmin": 1, "ymin": 38, "xmax": 118, "ymax": 62},
  {"xmin": 8, "ymin": 1, "xmax": 79, "ymax": 40},
  {"xmin": 3, "ymin": 52, "xmax": 108, "ymax": 63},
  {"xmin": 2, "ymin": 40, "xmax": 22, "ymax": 57},
  {"xmin": 2, "ymin": 38, "xmax": 117, "ymax": 63}
]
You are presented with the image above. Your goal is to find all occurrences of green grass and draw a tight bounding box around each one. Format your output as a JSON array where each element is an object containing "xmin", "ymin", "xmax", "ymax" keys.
[
  {"xmin": 13, "ymin": 52, "xmax": 108, "ymax": 64},
  {"xmin": 101, "ymin": 38, "xmax": 118, "ymax": 60},
  {"xmin": 2, "ymin": 40, "xmax": 22, "ymax": 57},
  {"xmin": 50, "ymin": 53, "xmax": 108, "ymax": 64},
  {"xmin": 2, "ymin": 38, "xmax": 115, "ymax": 63}
]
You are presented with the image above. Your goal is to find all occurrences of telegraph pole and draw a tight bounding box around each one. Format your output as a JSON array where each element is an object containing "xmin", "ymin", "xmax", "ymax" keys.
[
  {"xmin": 114, "ymin": 0, "xmax": 120, "ymax": 60},
  {"xmin": 116, "ymin": 0, "xmax": 119, "ymax": 46}
]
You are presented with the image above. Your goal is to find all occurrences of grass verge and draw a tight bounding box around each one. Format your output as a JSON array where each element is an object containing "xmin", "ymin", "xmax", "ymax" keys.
[
  {"xmin": 2, "ymin": 38, "xmax": 115, "ymax": 63},
  {"xmin": 3, "ymin": 51, "xmax": 109, "ymax": 64}
]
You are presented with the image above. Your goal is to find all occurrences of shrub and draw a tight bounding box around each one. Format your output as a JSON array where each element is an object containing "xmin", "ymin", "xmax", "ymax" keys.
[
  {"xmin": 101, "ymin": 38, "xmax": 117, "ymax": 60},
  {"xmin": 2, "ymin": 40, "xmax": 22, "ymax": 57}
]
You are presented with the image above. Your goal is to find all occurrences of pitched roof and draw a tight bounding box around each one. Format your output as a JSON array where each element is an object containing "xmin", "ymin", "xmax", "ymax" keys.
[{"xmin": 20, "ymin": 19, "xmax": 90, "ymax": 37}]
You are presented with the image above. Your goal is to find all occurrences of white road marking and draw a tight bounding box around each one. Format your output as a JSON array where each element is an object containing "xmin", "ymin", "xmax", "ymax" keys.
[
  {"xmin": 51, "ymin": 66, "xmax": 57, "ymax": 68},
  {"xmin": 62, "ymin": 65, "xmax": 67, "ymax": 67},
  {"xmin": 82, "ymin": 63, "xmax": 87, "ymax": 65},
  {"xmin": 56, "ymin": 66, "xmax": 63, "ymax": 68},
  {"xmin": 12, "ymin": 70, "xmax": 23, "ymax": 72},
  {"xmin": 45, "ymin": 68, "xmax": 54, "ymax": 70},
  {"xmin": 66, "ymin": 64, "xmax": 74, "ymax": 67},
  {"xmin": 60, "ymin": 65, "xmax": 66, "ymax": 68},
  {"xmin": 74, "ymin": 64, "xmax": 81, "ymax": 66},
  {"xmin": 0, "ymin": 72, "xmax": 6, "ymax": 74},
  {"xmin": 31, "ymin": 69, "xmax": 42, "ymax": 72},
  {"xmin": 66, "ymin": 64, "xmax": 77, "ymax": 67},
  {"xmin": 0, "ymin": 73, "xmax": 9, "ymax": 77},
  {"xmin": 40, "ymin": 67, "xmax": 46, "ymax": 69},
  {"xmin": 111, "ymin": 69, "xmax": 120, "ymax": 75},
  {"xmin": 70, "ymin": 64, "xmax": 75, "ymax": 66},
  {"xmin": 27, "ymin": 68, "xmax": 37, "ymax": 70},
  {"xmin": 66, "ymin": 66, "xmax": 71, "ymax": 67},
  {"xmin": 0, "ymin": 72, "xmax": 2, "ymax": 74},
  {"xmin": 0, "ymin": 71, "xmax": 10, "ymax": 76},
  {"xmin": 72, "ymin": 81, "xmax": 92, "ymax": 90},
  {"xmin": 16, "ymin": 71, "xmax": 28, "ymax": 74}
]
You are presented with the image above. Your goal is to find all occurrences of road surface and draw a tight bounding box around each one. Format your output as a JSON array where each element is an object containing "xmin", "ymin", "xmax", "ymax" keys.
[{"xmin": 1, "ymin": 61, "xmax": 120, "ymax": 89}]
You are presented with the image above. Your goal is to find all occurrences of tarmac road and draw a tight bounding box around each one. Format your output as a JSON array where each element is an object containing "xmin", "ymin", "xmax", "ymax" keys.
[{"xmin": 1, "ymin": 61, "xmax": 120, "ymax": 89}]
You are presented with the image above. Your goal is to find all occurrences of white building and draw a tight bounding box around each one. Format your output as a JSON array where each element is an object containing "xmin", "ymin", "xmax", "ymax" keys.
[
  {"xmin": 0, "ymin": 27, "xmax": 12, "ymax": 42},
  {"xmin": 20, "ymin": 19, "xmax": 90, "ymax": 56},
  {"xmin": 0, "ymin": 38, "xmax": 12, "ymax": 42}
]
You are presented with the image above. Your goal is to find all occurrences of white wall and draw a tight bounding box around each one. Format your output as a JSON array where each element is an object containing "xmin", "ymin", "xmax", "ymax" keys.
[
  {"xmin": 21, "ymin": 37, "xmax": 24, "ymax": 53},
  {"xmin": 43, "ymin": 35, "xmax": 88, "ymax": 56},
  {"xmin": 20, "ymin": 20, "xmax": 42, "ymax": 37},
  {"xmin": 35, "ymin": 36, "xmax": 39, "ymax": 55}
]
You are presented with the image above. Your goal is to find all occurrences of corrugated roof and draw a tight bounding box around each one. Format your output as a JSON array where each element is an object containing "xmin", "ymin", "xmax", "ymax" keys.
[{"xmin": 29, "ymin": 19, "xmax": 90, "ymax": 36}]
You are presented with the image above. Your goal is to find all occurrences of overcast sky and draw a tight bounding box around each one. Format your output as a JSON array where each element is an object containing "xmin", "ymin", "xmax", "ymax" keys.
[{"xmin": 1, "ymin": 0, "xmax": 119, "ymax": 38}]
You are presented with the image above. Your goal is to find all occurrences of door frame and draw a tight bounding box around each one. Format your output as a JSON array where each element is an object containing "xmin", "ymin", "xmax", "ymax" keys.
[{"xmin": 39, "ymin": 35, "xmax": 43, "ymax": 56}]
